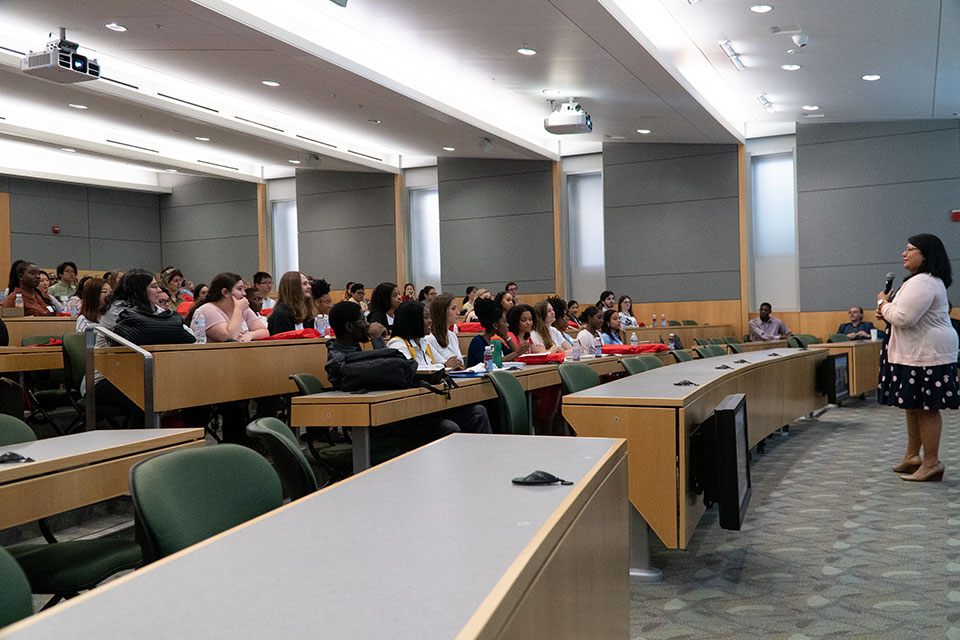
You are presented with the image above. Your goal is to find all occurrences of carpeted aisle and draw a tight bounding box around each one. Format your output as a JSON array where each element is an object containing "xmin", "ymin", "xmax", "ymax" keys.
[{"xmin": 632, "ymin": 396, "xmax": 960, "ymax": 639}]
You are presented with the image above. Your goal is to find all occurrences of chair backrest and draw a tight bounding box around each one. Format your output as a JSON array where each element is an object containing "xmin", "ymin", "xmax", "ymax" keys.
[
  {"xmin": 22, "ymin": 334, "xmax": 64, "ymax": 386},
  {"xmin": 710, "ymin": 345, "xmax": 727, "ymax": 357},
  {"xmin": 695, "ymin": 338, "xmax": 711, "ymax": 346},
  {"xmin": 62, "ymin": 332, "xmax": 87, "ymax": 393},
  {"xmin": 290, "ymin": 373, "xmax": 326, "ymax": 395},
  {"xmin": 246, "ymin": 417, "xmax": 318, "ymax": 500},
  {"xmin": 742, "ymin": 334, "xmax": 750, "ymax": 342},
  {"xmin": 695, "ymin": 345, "xmax": 726, "ymax": 358},
  {"xmin": 710, "ymin": 338, "xmax": 726, "ymax": 345},
  {"xmin": 557, "ymin": 362, "xmax": 601, "ymax": 395},
  {"xmin": 0, "ymin": 414, "xmax": 37, "ymax": 446},
  {"xmin": 672, "ymin": 350, "xmax": 693, "ymax": 362},
  {"xmin": 21, "ymin": 335, "xmax": 54, "ymax": 347},
  {"xmin": 487, "ymin": 370, "xmax": 529, "ymax": 435},
  {"xmin": 693, "ymin": 346, "xmax": 713, "ymax": 358},
  {"xmin": 666, "ymin": 320, "xmax": 682, "ymax": 326},
  {"xmin": 727, "ymin": 343, "xmax": 743, "ymax": 354},
  {"xmin": 787, "ymin": 334, "xmax": 818, "ymax": 349},
  {"xmin": 682, "ymin": 320, "xmax": 698, "ymax": 326},
  {"xmin": 0, "ymin": 545, "xmax": 33, "ymax": 629},
  {"xmin": 723, "ymin": 336, "xmax": 739, "ymax": 344},
  {"xmin": 827, "ymin": 333, "xmax": 850, "ymax": 343},
  {"xmin": 130, "ymin": 444, "xmax": 283, "ymax": 561},
  {"xmin": 622, "ymin": 355, "xmax": 663, "ymax": 375}
]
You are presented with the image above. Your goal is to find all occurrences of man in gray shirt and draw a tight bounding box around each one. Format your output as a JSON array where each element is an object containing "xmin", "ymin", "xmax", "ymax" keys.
[{"xmin": 749, "ymin": 302, "xmax": 792, "ymax": 342}]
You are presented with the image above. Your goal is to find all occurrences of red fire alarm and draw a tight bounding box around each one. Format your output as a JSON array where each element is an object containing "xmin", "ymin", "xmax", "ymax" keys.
[
  {"xmin": 951, "ymin": 209, "xmax": 960, "ymax": 222},
  {"xmin": 51, "ymin": 225, "xmax": 60, "ymax": 234}
]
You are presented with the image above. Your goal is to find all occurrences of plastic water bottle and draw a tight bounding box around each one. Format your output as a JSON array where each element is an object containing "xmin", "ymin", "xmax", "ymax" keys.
[
  {"xmin": 652, "ymin": 314, "xmax": 657, "ymax": 327},
  {"xmin": 14, "ymin": 294, "xmax": 23, "ymax": 309},
  {"xmin": 630, "ymin": 332, "xmax": 638, "ymax": 346},
  {"xmin": 66, "ymin": 298, "xmax": 79, "ymax": 318},
  {"xmin": 594, "ymin": 334, "xmax": 603, "ymax": 358},
  {"xmin": 668, "ymin": 334, "xmax": 677, "ymax": 350},
  {"xmin": 572, "ymin": 344, "xmax": 581, "ymax": 361},
  {"xmin": 660, "ymin": 314, "xmax": 666, "ymax": 327},
  {"xmin": 193, "ymin": 314, "xmax": 207, "ymax": 344},
  {"xmin": 483, "ymin": 345, "xmax": 494, "ymax": 371}
]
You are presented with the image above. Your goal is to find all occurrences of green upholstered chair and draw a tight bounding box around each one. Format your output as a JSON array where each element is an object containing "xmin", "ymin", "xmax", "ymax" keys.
[
  {"xmin": 695, "ymin": 345, "xmax": 726, "ymax": 358},
  {"xmin": 666, "ymin": 320, "xmax": 682, "ymax": 326},
  {"xmin": 723, "ymin": 336, "xmax": 739, "ymax": 344},
  {"xmin": 710, "ymin": 338, "xmax": 726, "ymax": 345},
  {"xmin": 695, "ymin": 338, "xmax": 711, "ymax": 346},
  {"xmin": 727, "ymin": 343, "xmax": 743, "ymax": 354},
  {"xmin": 0, "ymin": 545, "xmax": 33, "ymax": 629},
  {"xmin": 672, "ymin": 350, "xmax": 694, "ymax": 362},
  {"xmin": 487, "ymin": 370, "xmax": 529, "ymax": 435},
  {"xmin": 742, "ymin": 334, "xmax": 751, "ymax": 342},
  {"xmin": 682, "ymin": 320, "xmax": 698, "ymax": 326},
  {"xmin": 787, "ymin": 334, "xmax": 819, "ymax": 349},
  {"xmin": 246, "ymin": 417, "xmax": 319, "ymax": 499},
  {"xmin": 557, "ymin": 362, "xmax": 601, "ymax": 395},
  {"xmin": 21, "ymin": 335, "xmax": 68, "ymax": 434},
  {"xmin": 622, "ymin": 355, "xmax": 664, "ymax": 375},
  {"xmin": 289, "ymin": 373, "xmax": 408, "ymax": 480},
  {"xmin": 130, "ymin": 444, "xmax": 283, "ymax": 562},
  {"xmin": 61, "ymin": 333, "xmax": 126, "ymax": 431},
  {"xmin": 693, "ymin": 346, "xmax": 713, "ymax": 358},
  {"xmin": 827, "ymin": 333, "xmax": 851, "ymax": 343},
  {"xmin": 0, "ymin": 414, "xmax": 141, "ymax": 609}
]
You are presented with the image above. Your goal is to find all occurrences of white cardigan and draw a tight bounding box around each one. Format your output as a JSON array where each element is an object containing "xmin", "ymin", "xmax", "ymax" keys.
[{"xmin": 879, "ymin": 273, "xmax": 958, "ymax": 366}]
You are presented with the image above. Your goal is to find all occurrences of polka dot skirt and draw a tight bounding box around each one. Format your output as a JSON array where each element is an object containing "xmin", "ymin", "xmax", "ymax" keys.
[{"xmin": 878, "ymin": 361, "xmax": 960, "ymax": 410}]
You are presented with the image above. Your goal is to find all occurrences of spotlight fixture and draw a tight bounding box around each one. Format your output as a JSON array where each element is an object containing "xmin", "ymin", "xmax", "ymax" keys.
[
  {"xmin": 68, "ymin": 103, "xmax": 88, "ymax": 109},
  {"xmin": 801, "ymin": 104, "xmax": 820, "ymax": 111},
  {"xmin": 862, "ymin": 74, "xmax": 880, "ymax": 81},
  {"xmin": 60, "ymin": 148, "xmax": 76, "ymax": 153},
  {"xmin": 442, "ymin": 146, "xmax": 456, "ymax": 151},
  {"xmin": 756, "ymin": 94, "xmax": 776, "ymax": 114},
  {"xmin": 166, "ymin": 169, "xmax": 178, "ymax": 173},
  {"xmin": 750, "ymin": 5, "xmax": 773, "ymax": 13},
  {"xmin": 517, "ymin": 47, "xmax": 537, "ymax": 56},
  {"xmin": 718, "ymin": 40, "xmax": 746, "ymax": 71},
  {"xmin": 194, "ymin": 136, "xmax": 210, "ymax": 141},
  {"xmin": 104, "ymin": 23, "xmax": 127, "ymax": 32},
  {"xmin": 288, "ymin": 159, "xmax": 301, "ymax": 164},
  {"xmin": 781, "ymin": 64, "xmax": 801, "ymax": 71},
  {"xmin": 542, "ymin": 89, "xmax": 562, "ymax": 97},
  {"xmin": 261, "ymin": 80, "xmax": 280, "ymax": 87},
  {"xmin": 636, "ymin": 129, "xmax": 651, "ymax": 134},
  {"xmin": 367, "ymin": 119, "xmax": 381, "ymax": 124}
]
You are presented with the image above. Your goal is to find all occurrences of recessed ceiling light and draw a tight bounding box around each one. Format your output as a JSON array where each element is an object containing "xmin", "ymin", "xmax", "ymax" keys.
[
  {"xmin": 862, "ymin": 74, "xmax": 880, "ymax": 81},
  {"xmin": 636, "ymin": 129, "xmax": 652, "ymax": 134},
  {"xmin": 750, "ymin": 5, "xmax": 773, "ymax": 13},
  {"xmin": 801, "ymin": 105, "xmax": 820, "ymax": 111},
  {"xmin": 288, "ymin": 159, "xmax": 301, "ymax": 164},
  {"xmin": 104, "ymin": 22, "xmax": 127, "ymax": 32},
  {"xmin": 517, "ymin": 47, "xmax": 537, "ymax": 56},
  {"xmin": 166, "ymin": 169, "xmax": 178, "ymax": 173},
  {"xmin": 367, "ymin": 119, "xmax": 381, "ymax": 124},
  {"xmin": 261, "ymin": 80, "xmax": 280, "ymax": 87},
  {"xmin": 542, "ymin": 89, "xmax": 562, "ymax": 97},
  {"xmin": 60, "ymin": 148, "xmax": 76, "ymax": 153},
  {"xmin": 194, "ymin": 136, "xmax": 210, "ymax": 141},
  {"xmin": 781, "ymin": 64, "xmax": 801, "ymax": 71},
  {"xmin": 442, "ymin": 146, "xmax": 456, "ymax": 151},
  {"xmin": 68, "ymin": 104, "xmax": 88, "ymax": 109}
]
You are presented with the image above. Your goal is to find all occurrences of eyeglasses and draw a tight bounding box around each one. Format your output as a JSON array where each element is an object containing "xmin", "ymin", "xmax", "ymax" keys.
[{"xmin": 904, "ymin": 246, "xmax": 920, "ymax": 253}]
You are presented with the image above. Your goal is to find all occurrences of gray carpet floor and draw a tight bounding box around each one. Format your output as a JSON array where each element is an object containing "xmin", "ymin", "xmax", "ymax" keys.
[{"xmin": 634, "ymin": 396, "xmax": 960, "ymax": 640}]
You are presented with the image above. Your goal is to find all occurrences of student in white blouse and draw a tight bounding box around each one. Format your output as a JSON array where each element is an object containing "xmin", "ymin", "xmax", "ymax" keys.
[
  {"xmin": 618, "ymin": 295, "xmax": 639, "ymax": 328},
  {"xmin": 532, "ymin": 300, "xmax": 571, "ymax": 353},
  {"xmin": 426, "ymin": 294, "xmax": 465, "ymax": 369},
  {"xmin": 575, "ymin": 305, "xmax": 603, "ymax": 354}
]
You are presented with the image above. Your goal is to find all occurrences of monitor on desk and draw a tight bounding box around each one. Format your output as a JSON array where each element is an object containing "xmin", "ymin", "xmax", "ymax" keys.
[
  {"xmin": 817, "ymin": 353, "xmax": 850, "ymax": 404},
  {"xmin": 691, "ymin": 393, "xmax": 751, "ymax": 531}
]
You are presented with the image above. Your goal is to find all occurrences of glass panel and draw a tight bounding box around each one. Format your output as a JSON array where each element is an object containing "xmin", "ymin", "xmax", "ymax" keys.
[
  {"xmin": 272, "ymin": 200, "xmax": 299, "ymax": 276},
  {"xmin": 567, "ymin": 172, "xmax": 605, "ymax": 302},
  {"xmin": 751, "ymin": 153, "xmax": 798, "ymax": 310},
  {"xmin": 409, "ymin": 187, "xmax": 441, "ymax": 288}
]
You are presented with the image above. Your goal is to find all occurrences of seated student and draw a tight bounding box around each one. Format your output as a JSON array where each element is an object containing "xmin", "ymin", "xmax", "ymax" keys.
[
  {"xmin": 311, "ymin": 279, "xmax": 333, "ymax": 333},
  {"xmin": 463, "ymin": 288, "xmax": 490, "ymax": 322},
  {"xmin": 3, "ymin": 262, "xmax": 56, "ymax": 316},
  {"xmin": 530, "ymin": 301, "xmax": 565, "ymax": 353},
  {"xmin": 466, "ymin": 298, "xmax": 530, "ymax": 367},
  {"xmin": 326, "ymin": 301, "xmax": 460, "ymax": 447},
  {"xmin": 156, "ymin": 290, "xmax": 172, "ymax": 313},
  {"xmin": 566, "ymin": 300, "xmax": 581, "ymax": 327},
  {"xmin": 545, "ymin": 297, "xmax": 575, "ymax": 350},
  {"xmin": 597, "ymin": 290, "xmax": 616, "ymax": 312},
  {"xmin": 507, "ymin": 304, "xmax": 538, "ymax": 351},
  {"xmin": 837, "ymin": 306, "xmax": 876, "ymax": 340},
  {"xmin": 347, "ymin": 282, "xmax": 367, "ymax": 311},
  {"xmin": 749, "ymin": 302, "xmax": 792, "ymax": 342},
  {"xmin": 505, "ymin": 281, "xmax": 521, "ymax": 304},
  {"xmin": 417, "ymin": 285, "xmax": 437, "ymax": 305},
  {"xmin": 48, "ymin": 261, "xmax": 78, "ymax": 300},
  {"xmin": 426, "ymin": 294, "xmax": 465, "ymax": 369},
  {"xmin": 68, "ymin": 275, "xmax": 91, "ymax": 312},
  {"xmin": 341, "ymin": 281, "xmax": 354, "ymax": 303},
  {"xmin": 0, "ymin": 259, "xmax": 25, "ymax": 304},
  {"xmin": 104, "ymin": 271, "xmax": 124, "ymax": 294},
  {"xmin": 600, "ymin": 308, "xmax": 623, "ymax": 345},
  {"xmin": 576, "ymin": 305, "xmax": 603, "ymax": 353},
  {"xmin": 494, "ymin": 290, "xmax": 516, "ymax": 314},
  {"xmin": 267, "ymin": 271, "xmax": 314, "ymax": 335},
  {"xmin": 253, "ymin": 271, "xmax": 275, "ymax": 311},
  {"xmin": 183, "ymin": 282, "xmax": 209, "ymax": 327},
  {"xmin": 36, "ymin": 271, "xmax": 64, "ymax": 313},
  {"xmin": 159, "ymin": 267, "xmax": 186, "ymax": 310},
  {"xmin": 366, "ymin": 282, "xmax": 401, "ymax": 334},
  {"xmin": 76, "ymin": 278, "xmax": 111, "ymax": 333},
  {"xmin": 245, "ymin": 287, "xmax": 263, "ymax": 315},
  {"xmin": 401, "ymin": 282, "xmax": 416, "ymax": 302},
  {"xmin": 461, "ymin": 286, "xmax": 478, "ymax": 317},
  {"xmin": 618, "ymin": 295, "xmax": 639, "ymax": 328},
  {"xmin": 192, "ymin": 272, "xmax": 269, "ymax": 342}
]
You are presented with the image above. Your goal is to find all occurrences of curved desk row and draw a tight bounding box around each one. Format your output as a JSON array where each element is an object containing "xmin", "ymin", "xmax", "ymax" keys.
[{"xmin": 562, "ymin": 348, "xmax": 827, "ymax": 549}]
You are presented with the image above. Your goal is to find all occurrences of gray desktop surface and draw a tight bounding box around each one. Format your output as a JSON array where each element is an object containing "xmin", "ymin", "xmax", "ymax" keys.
[
  {"xmin": 0, "ymin": 429, "xmax": 199, "ymax": 463},
  {"xmin": 3, "ymin": 433, "xmax": 621, "ymax": 639},
  {"xmin": 565, "ymin": 348, "xmax": 803, "ymax": 404}
]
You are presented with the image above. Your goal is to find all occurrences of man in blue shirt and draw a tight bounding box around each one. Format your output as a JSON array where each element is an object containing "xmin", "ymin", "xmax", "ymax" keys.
[{"xmin": 836, "ymin": 306, "xmax": 875, "ymax": 340}]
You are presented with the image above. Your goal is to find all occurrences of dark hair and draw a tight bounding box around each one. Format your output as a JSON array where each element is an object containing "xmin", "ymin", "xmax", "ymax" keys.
[
  {"xmin": 505, "ymin": 282, "xmax": 518, "ymax": 291},
  {"xmin": 15, "ymin": 262, "xmax": 35, "ymax": 285},
  {"xmin": 546, "ymin": 296, "xmax": 567, "ymax": 320},
  {"xmin": 431, "ymin": 294, "xmax": 456, "ymax": 348},
  {"xmin": 392, "ymin": 300, "xmax": 426, "ymax": 341},
  {"xmin": 6, "ymin": 259, "xmax": 24, "ymax": 294},
  {"xmin": 80, "ymin": 277, "xmax": 108, "ymax": 323},
  {"xmin": 369, "ymin": 282, "xmax": 398, "ymax": 314},
  {"xmin": 851, "ymin": 306, "xmax": 864, "ymax": 314},
  {"xmin": 329, "ymin": 300, "xmax": 363, "ymax": 336},
  {"xmin": 253, "ymin": 271, "xmax": 272, "ymax": 285},
  {"xmin": 56, "ymin": 261, "xmax": 77, "ymax": 277},
  {"xmin": 759, "ymin": 302, "xmax": 772, "ymax": 310},
  {"xmin": 403, "ymin": 282, "xmax": 415, "ymax": 294},
  {"xmin": 183, "ymin": 282, "xmax": 209, "ymax": 326},
  {"xmin": 311, "ymin": 278, "xmax": 331, "ymax": 300},
  {"xmin": 597, "ymin": 290, "xmax": 614, "ymax": 307},
  {"xmin": 462, "ymin": 285, "xmax": 477, "ymax": 305},
  {"xmin": 507, "ymin": 304, "xmax": 534, "ymax": 338},
  {"xmin": 579, "ymin": 305, "xmax": 600, "ymax": 324},
  {"xmin": 111, "ymin": 268, "xmax": 157, "ymax": 313},
  {"xmin": 908, "ymin": 233, "xmax": 952, "ymax": 288},
  {"xmin": 206, "ymin": 272, "xmax": 243, "ymax": 304},
  {"xmin": 417, "ymin": 286, "xmax": 436, "ymax": 302},
  {"xmin": 618, "ymin": 295, "xmax": 632, "ymax": 312},
  {"xmin": 76, "ymin": 276, "xmax": 91, "ymax": 297},
  {"xmin": 601, "ymin": 308, "xmax": 618, "ymax": 339},
  {"xmin": 277, "ymin": 271, "xmax": 311, "ymax": 323},
  {"xmin": 192, "ymin": 282, "xmax": 208, "ymax": 300},
  {"xmin": 349, "ymin": 282, "xmax": 365, "ymax": 295},
  {"xmin": 244, "ymin": 287, "xmax": 259, "ymax": 298},
  {"xmin": 494, "ymin": 291, "xmax": 513, "ymax": 310},
  {"xmin": 159, "ymin": 267, "xmax": 183, "ymax": 293},
  {"xmin": 474, "ymin": 298, "xmax": 502, "ymax": 332}
]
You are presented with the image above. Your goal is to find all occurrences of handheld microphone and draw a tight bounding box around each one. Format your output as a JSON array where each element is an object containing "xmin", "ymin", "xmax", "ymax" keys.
[{"xmin": 884, "ymin": 272, "xmax": 895, "ymax": 295}]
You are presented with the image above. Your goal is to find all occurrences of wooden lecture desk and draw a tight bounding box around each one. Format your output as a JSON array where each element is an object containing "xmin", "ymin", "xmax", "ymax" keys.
[
  {"xmin": 809, "ymin": 339, "xmax": 882, "ymax": 397},
  {"xmin": 0, "ymin": 428, "xmax": 203, "ymax": 530},
  {"xmin": 4, "ymin": 317, "xmax": 76, "ymax": 347},
  {"xmin": 291, "ymin": 355, "xmax": 632, "ymax": 472},
  {"xmin": 562, "ymin": 348, "xmax": 827, "ymax": 550},
  {"xmin": 621, "ymin": 324, "xmax": 733, "ymax": 346},
  {"xmin": 91, "ymin": 339, "xmax": 331, "ymax": 428},
  {"xmin": 729, "ymin": 339, "xmax": 788, "ymax": 353},
  {"xmin": 0, "ymin": 434, "xmax": 629, "ymax": 640},
  {"xmin": 0, "ymin": 346, "xmax": 63, "ymax": 373}
]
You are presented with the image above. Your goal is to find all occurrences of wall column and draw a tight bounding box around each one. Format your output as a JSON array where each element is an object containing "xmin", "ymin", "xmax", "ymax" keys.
[
  {"xmin": 395, "ymin": 174, "xmax": 406, "ymax": 287},
  {"xmin": 552, "ymin": 161, "xmax": 563, "ymax": 297},
  {"xmin": 737, "ymin": 145, "xmax": 749, "ymax": 339},
  {"xmin": 0, "ymin": 193, "xmax": 9, "ymax": 286},
  {"xmin": 257, "ymin": 183, "xmax": 269, "ymax": 273}
]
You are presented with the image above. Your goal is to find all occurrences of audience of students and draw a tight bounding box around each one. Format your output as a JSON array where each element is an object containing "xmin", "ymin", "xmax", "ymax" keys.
[
  {"xmin": 417, "ymin": 286, "xmax": 437, "ymax": 305},
  {"xmin": 600, "ymin": 308, "xmax": 623, "ymax": 345},
  {"xmin": 254, "ymin": 271, "xmax": 275, "ymax": 310},
  {"xmin": 2, "ymin": 262, "xmax": 56, "ymax": 316},
  {"xmin": 159, "ymin": 267, "xmax": 187, "ymax": 309},
  {"xmin": 402, "ymin": 282, "xmax": 416, "ymax": 301},
  {"xmin": 311, "ymin": 279, "xmax": 333, "ymax": 331},
  {"xmin": 48, "ymin": 261, "xmax": 78, "ymax": 299},
  {"xmin": 267, "ymin": 271, "xmax": 315, "ymax": 335},
  {"xmin": 597, "ymin": 290, "xmax": 615, "ymax": 311},
  {"xmin": 192, "ymin": 272, "xmax": 269, "ymax": 342},
  {"xmin": 348, "ymin": 282, "xmax": 367, "ymax": 311},
  {"xmin": 366, "ymin": 282, "xmax": 402, "ymax": 334},
  {"xmin": 618, "ymin": 295, "xmax": 639, "ymax": 328},
  {"xmin": 76, "ymin": 277, "xmax": 111, "ymax": 333},
  {"xmin": 494, "ymin": 290, "xmax": 515, "ymax": 314},
  {"xmin": 576, "ymin": 305, "xmax": 603, "ymax": 353},
  {"xmin": 427, "ymin": 294, "xmax": 464, "ymax": 369},
  {"xmin": 466, "ymin": 298, "xmax": 529, "ymax": 367},
  {"xmin": 567, "ymin": 300, "xmax": 581, "ymax": 327},
  {"xmin": 506, "ymin": 304, "xmax": 536, "ymax": 351},
  {"xmin": 463, "ymin": 289, "xmax": 490, "ymax": 322},
  {"xmin": 530, "ymin": 301, "xmax": 565, "ymax": 354}
]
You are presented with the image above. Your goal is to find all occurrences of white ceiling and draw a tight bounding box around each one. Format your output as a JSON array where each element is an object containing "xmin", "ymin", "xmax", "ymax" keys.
[{"xmin": 0, "ymin": 0, "xmax": 955, "ymax": 186}]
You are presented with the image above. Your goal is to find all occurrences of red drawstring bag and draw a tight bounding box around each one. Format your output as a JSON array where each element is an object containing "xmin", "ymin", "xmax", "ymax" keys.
[
  {"xmin": 260, "ymin": 307, "xmax": 274, "ymax": 317},
  {"xmin": 257, "ymin": 329, "xmax": 322, "ymax": 340},
  {"xmin": 516, "ymin": 352, "xmax": 566, "ymax": 364},
  {"xmin": 457, "ymin": 322, "xmax": 483, "ymax": 333},
  {"xmin": 601, "ymin": 343, "xmax": 668, "ymax": 354}
]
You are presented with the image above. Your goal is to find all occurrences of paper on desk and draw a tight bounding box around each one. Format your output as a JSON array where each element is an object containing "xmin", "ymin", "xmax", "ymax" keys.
[{"xmin": 459, "ymin": 362, "xmax": 526, "ymax": 375}]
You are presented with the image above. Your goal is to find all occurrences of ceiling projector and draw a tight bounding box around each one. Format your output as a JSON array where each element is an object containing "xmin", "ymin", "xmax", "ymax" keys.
[
  {"xmin": 544, "ymin": 99, "xmax": 592, "ymax": 135},
  {"xmin": 21, "ymin": 28, "xmax": 100, "ymax": 83}
]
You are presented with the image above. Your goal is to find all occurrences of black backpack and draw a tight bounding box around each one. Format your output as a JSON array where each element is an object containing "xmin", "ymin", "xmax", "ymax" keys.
[{"xmin": 340, "ymin": 349, "xmax": 458, "ymax": 397}]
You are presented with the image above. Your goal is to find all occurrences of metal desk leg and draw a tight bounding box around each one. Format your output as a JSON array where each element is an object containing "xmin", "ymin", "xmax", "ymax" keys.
[
  {"xmin": 351, "ymin": 428, "xmax": 372, "ymax": 474},
  {"xmin": 630, "ymin": 504, "xmax": 664, "ymax": 582},
  {"xmin": 526, "ymin": 392, "xmax": 534, "ymax": 434}
]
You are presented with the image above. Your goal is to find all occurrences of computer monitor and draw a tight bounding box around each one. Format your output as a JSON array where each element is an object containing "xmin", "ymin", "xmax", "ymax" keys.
[
  {"xmin": 691, "ymin": 393, "xmax": 752, "ymax": 531},
  {"xmin": 817, "ymin": 353, "xmax": 850, "ymax": 404}
]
